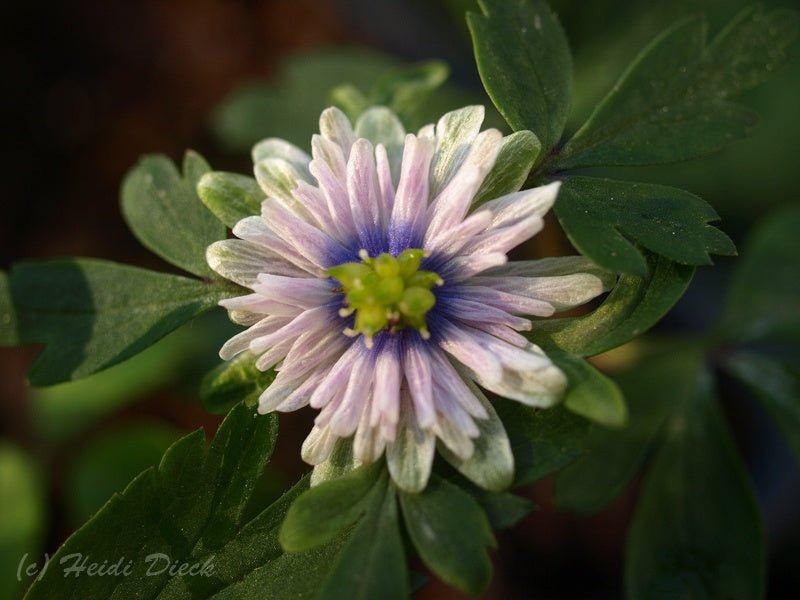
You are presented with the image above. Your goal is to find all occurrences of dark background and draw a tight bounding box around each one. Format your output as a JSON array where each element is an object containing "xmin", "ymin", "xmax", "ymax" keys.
[{"xmin": 1, "ymin": 1, "xmax": 799, "ymax": 598}]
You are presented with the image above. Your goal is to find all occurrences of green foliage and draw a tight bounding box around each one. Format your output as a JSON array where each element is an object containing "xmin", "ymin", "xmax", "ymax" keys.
[
  {"xmin": 468, "ymin": 0, "xmax": 571, "ymax": 155},
  {"xmin": 400, "ymin": 475, "xmax": 495, "ymax": 595},
  {"xmin": 0, "ymin": 271, "xmax": 17, "ymax": 345},
  {"xmin": 531, "ymin": 252, "xmax": 694, "ymax": 356},
  {"xmin": 66, "ymin": 424, "xmax": 180, "ymax": 524},
  {"xmin": 555, "ymin": 177, "xmax": 735, "ymax": 275},
  {"xmin": 473, "ymin": 130, "xmax": 541, "ymax": 206},
  {"xmin": 280, "ymin": 462, "xmax": 383, "ymax": 552},
  {"xmin": 0, "ymin": 444, "xmax": 44, "ymax": 600},
  {"xmin": 625, "ymin": 366, "xmax": 764, "ymax": 600},
  {"xmin": 726, "ymin": 352, "xmax": 800, "ymax": 466},
  {"xmin": 200, "ymin": 353, "xmax": 276, "ymax": 414},
  {"xmin": 8, "ymin": 259, "xmax": 233, "ymax": 386},
  {"xmin": 717, "ymin": 205, "xmax": 800, "ymax": 342},
  {"xmin": 558, "ymin": 7, "xmax": 800, "ymax": 168},
  {"xmin": 24, "ymin": 404, "xmax": 280, "ymax": 599},
  {"xmin": 197, "ymin": 172, "xmax": 265, "ymax": 229},
  {"xmin": 494, "ymin": 399, "xmax": 590, "ymax": 487},
  {"xmin": 554, "ymin": 354, "xmax": 696, "ymax": 514},
  {"xmin": 121, "ymin": 152, "xmax": 224, "ymax": 278},
  {"xmin": 550, "ymin": 350, "xmax": 627, "ymax": 427}
]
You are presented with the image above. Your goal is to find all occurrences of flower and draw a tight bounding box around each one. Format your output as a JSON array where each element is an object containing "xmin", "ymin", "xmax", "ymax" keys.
[{"xmin": 207, "ymin": 105, "xmax": 612, "ymax": 492}]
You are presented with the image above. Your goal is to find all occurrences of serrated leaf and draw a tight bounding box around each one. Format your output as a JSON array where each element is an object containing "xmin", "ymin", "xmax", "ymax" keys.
[
  {"xmin": 494, "ymin": 398, "xmax": 590, "ymax": 487},
  {"xmin": 550, "ymin": 351, "xmax": 627, "ymax": 427},
  {"xmin": 725, "ymin": 352, "xmax": 800, "ymax": 466},
  {"xmin": 0, "ymin": 271, "xmax": 17, "ymax": 345},
  {"xmin": 121, "ymin": 151, "xmax": 224, "ymax": 277},
  {"xmin": 555, "ymin": 177, "xmax": 735, "ymax": 275},
  {"xmin": 24, "ymin": 403, "xmax": 279, "ymax": 599},
  {"xmin": 201, "ymin": 352, "xmax": 276, "ymax": 414},
  {"xmin": 625, "ymin": 366, "xmax": 764, "ymax": 600},
  {"xmin": 468, "ymin": 0, "xmax": 572, "ymax": 154},
  {"xmin": 280, "ymin": 461, "xmax": 383, "ymax": 552},
  {"xmin": 558, "ymin": 7, "xmax": 800, "ymax": 168},
  {"xmin": 531, "ymin": 252, "xmax": 693, "ymax": 356},
  {"xmin": 400, "ymin": 475, "xmax": 495, "ymax": 595},
  {"xmin": 197, "ymin": 172, "xmax": 265, "ymax": 229},
  {"xmin": 717, "ymin": 205, "xmax": 800, "ymax": 342},
  {"xmin": 9, "ymin": 259, "xmax": 233, "ymax": 386},
  {"xmin": 315, "ymin": 474, "xmax": 408, "ymax": 600},
  {"xmin": 554, "ymin": 353, "xmax": 697, "ymax": 514},
  {"xmin": 473, "ymin": 130, "xmax": 541, "ymax": 207},
  {"xmin": 0, "ymin": 444, "xmax": 44, "ymax": 600}
]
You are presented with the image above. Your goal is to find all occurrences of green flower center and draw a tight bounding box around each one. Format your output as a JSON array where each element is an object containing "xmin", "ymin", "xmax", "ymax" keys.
[{"xmin": 328, "ymin": 248, "xmax": 443, "ymax": 347}]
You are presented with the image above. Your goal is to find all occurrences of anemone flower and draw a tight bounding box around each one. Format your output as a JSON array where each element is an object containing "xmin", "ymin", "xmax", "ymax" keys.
[{"xmin": 207, "ymin": 105, "xmax": 612, "ymax": 492}]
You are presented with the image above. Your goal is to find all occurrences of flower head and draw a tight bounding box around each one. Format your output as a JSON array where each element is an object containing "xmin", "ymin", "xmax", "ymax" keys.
[{"xmin": 207, "ymin": 105, "xmax": 611, "ymax": 492}]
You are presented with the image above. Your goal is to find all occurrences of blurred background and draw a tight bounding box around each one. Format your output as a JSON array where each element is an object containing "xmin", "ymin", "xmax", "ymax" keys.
[{"xmin": 1, "ymin": 0, "xmax": 798, "ymax": 598}]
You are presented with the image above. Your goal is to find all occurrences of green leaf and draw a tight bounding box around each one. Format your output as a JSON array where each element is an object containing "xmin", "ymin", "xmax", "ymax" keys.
[
  {"xmin": 121, "ymin": 151, "xmax": 224, "ymax": 278},
  {"xmin": 315, "ymin": 475, "xmax": 408, "ymax": 600},
  {"xmin": 725, "ymin": 352, "xmax": 800, "ymax": 466},
  {"xmin": 66, "ymin": 423, "xmax": 180, "ymax": 524},
  {"xmin": 9, "ymin": 259, "xmax": 232, "ymax": 386},
  {"xmin": 558, "ymin": 8, "xmax": 800, "ymax": 168},
  {"xmin": 555, "ymin": 177, "xmax": 735, "ymax": 276},
  {"xmin": 24, "ymin": 403, "xmax": 280, "ymax": 599},
  {"xmin": 717, "ymin": 205, "xmax": 800, "ymax": 342},
  {"xmin": 463, "ymin": 488, "xmax": 534, "ymax": 530},
  {"xmin": 280, "ymin": 461, "xmax": 383, "ymax": 552},
  {"xmin": 494, "ymin": 398, "xmax": 590, "ymax": 487},
  {"xmin": 625, "ymin": 368, "xmax": 764, "ymax": 600},
  {"xmin": 369, "ymin": 60, "xmax": 449, "ymax": 127},
  {"xmin": 554, "ymin": 353, "xmax": 697, "ymax": 514},
  {"xmin": 0, "ymin": 444, "xmax": 45, "ymax": 600},
  {"xmin": 197, "ymin": 172, "xmax": 265, "ymax": 229},
  {"xmin": 473, "ymin": 130, "xmax": 541, "ymax": 207},
  {"xmin": 467, "ymin": 0, "xmax": 572, "ymax": 154},
  {"xmin": 400, "ymin": 475, "xmax": 495, "ymax": 595},
  {"xmin": 200, "ymin": 353, "xmax": 276, "ymax": 414},
  {"xmin": 531, "ymin": 252, "xmax": 694, "ymax": 356},
  {"xmin": 0, "ymin": 271, "xmax": 17, "ymax": 345},
  {"xmin": 551, "ymin": 351, "xmax": 627, "ymax": 427}
]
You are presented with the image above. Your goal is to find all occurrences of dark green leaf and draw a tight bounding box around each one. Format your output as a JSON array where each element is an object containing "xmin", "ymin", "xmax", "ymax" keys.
[
  {"xmin": 315, "ymin": 475, "xmax": 408, "ymax": 600},
  {"xmin": 0, "ymin": 271, "xmax": 17, "ymax": 345},
  {"xmin": 467, "ymin": 0, "xmax": 571, "ymax": 154},
  {"xmin": 400, "ymin": 475, "xmax": 495, "ymax": 595},
  {"xmin": 531, "ymin": 252, "xmax": 694, "ymax": 356},
  {"xmin": 24, "ymin": 403, "xmax": 279, "ymax": 599},
  {"xmin": 551, "ymin": 350, "xmax": 627, "ymax": 427},
  {"xmin": 558, "ymin": 8, "xmax": 800, "ymax": 168},
  {"xmin": 369, "ymin": 60, "xmax": 449, "ymax": 126},
  {"xmin": 718, "ymin": 205, "xmax": 800, "ymax": 342},
  {"xmin": 725, "ymin": 352, "xmax": 800, "ymax": 465},
  {"xmin": 197, "ymin": 172, "xmax": 265, "ymax": 229},
  {"xmin": 494, "ymin": 398, "xmax": 590, "ymax": 487},
  {"xmin": 0, "ymin": 444, "xmax": 44, "ymax": 600},
  {"xmin": 280, "ymin": 461, "xmax": 383, "ymax": 552},
  {"xmin": 473, "ymin": 130, "xmax": 541, "ymax": 207},
  {"xmin": 121, "ymin": 151, "xmax": 224, "ymax": 277},
  {"xmin": 464, "ymin": 488, "xmax": 534, "ymax": 530},
  {"xmin": 555, "ymin": 177, "xmax": 735, "ymax": 276},
  {"xmin": 9, "ymin": 259, "xmax": 232, "ymax": 385},
  {"xmin": 625, "ymin": 368, "xmax": 764, "ymax": 600},
  {"xmin": 554, "ymin": 353, "xmax": 698, "ymax": 514},
  {"xmin": 200, "ymin": 353, "xmax": 276, "ymax": 414},
  {"xmin": 66, "ymin": 423, "xmax": 180, "ymax": 524}
]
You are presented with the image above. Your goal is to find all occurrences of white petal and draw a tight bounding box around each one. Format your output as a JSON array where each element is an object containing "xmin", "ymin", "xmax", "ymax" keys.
[
  {"xmin": 301, "ymin": 425, "xmax": 338, "ymax": 465},
  {"xmin": 386, "ymin": 391, "xmax": 435, "ymax": 493},
  {"xmin": 219, "ymin": 315, "xmax": 292, "ymax": 360},
  {"xmin": 320, "ymin": 106, "xmax": 356, "ymax": 159},
  {"xmin": 251, "ymin": 138, "xmax": 312, "ymax": 181},
  {"xmin": 389, "ymin": 134, "xmax": 434, "ymax": 253},
  {"xmin": 430, "ymin": 105, "xmax": 485, "ymax": 197},
  {"xmin": 403, "ymin": 341, "xmax": 436, "ymax": 430},
  {"xmin": 485, "ymin": 255, "xmax": 616, "ymax": 287},
  {"xmin": 477, "ymin": 181, "xmax": 561, "ymax": 229},
  {"xmin": 347, "ymin": 138, "xmax": 382, "ymax": 250},
  {"xmin": 254, "ymin": 158, "xmax": 311, "ymax": 219},
  {"xmin": 470, "ymin": 273, "xmax": 610, "ymax": 312},
  {"xmin": 206, "ymin": 239, "xmax": 307, "ymax": 287},
  {"xmin": 355, "ymin": 106, "xmax": 405, "ymax": 183}
]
